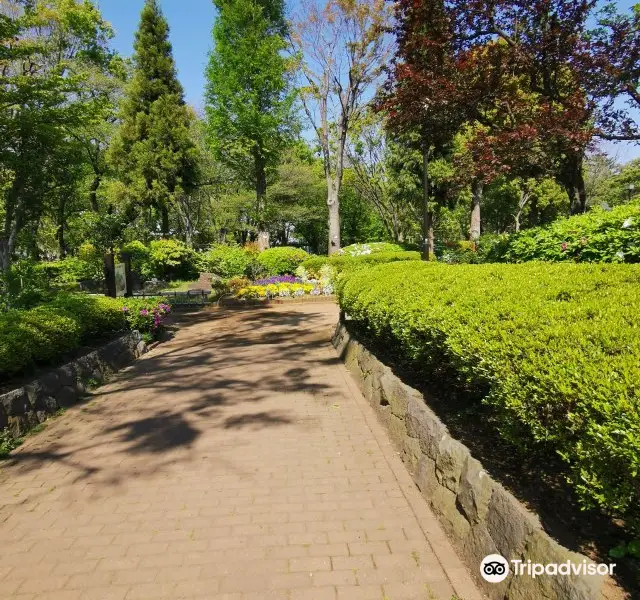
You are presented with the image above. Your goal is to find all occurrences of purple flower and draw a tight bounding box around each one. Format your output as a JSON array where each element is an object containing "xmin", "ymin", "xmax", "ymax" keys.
[
  {"xmin": 253, "ymin": 275, "xmax": 302, "ymax": 285},
  {"xmin": 122, "ymin": 306, "xmax": 129, "ymax": 313},
  {"xmin": 140, "ymin": 309, "xmax": 149, "ymax": 316}
]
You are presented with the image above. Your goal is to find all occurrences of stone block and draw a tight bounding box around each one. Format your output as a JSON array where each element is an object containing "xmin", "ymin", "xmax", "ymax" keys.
[
  {"xmin": 403, "ymin": 436, "xmax": 421, "ymax": 472},
  {"xmin": 38, "ymin": 371, "xmax": 62, "ymax": 396},
  {"xmin": 388, "ymin": 414, "xmax": 406, "ymax": 449},
  {"xmin": 57, "ymin": 364, "xmax": 77, "ymax": 387},
  {"xmin": 55, "ymin": 386, "xmax": 78, "ymax": 408},
  {"xmin": 507, "ymin": 529, "xmax": 603, "ymax": 600},
  {"xmin": 430, "ymin": 484, "xmax": 471, "ymax": 541},
  {"xmin": 405, "ymin": 398, "xmax": 448, "ymax": 459},
  {"xmin": 415, "ymin": 454, "xmax": 438, "ymax": 499},
  {"xmin": 457, "ymin": 456, "xmax": 494, "ymax": 525},
  {"xmin": 486, "ymin": 484, "xmax": 539, "ymax": 560},
  {"xmin": 0, "ymin": 404, "xmax": 7, "ymax": 430},
  {"xmin": 1, "ymin": 388, "xmax": 30, "ymax": 416},
  {"xmin": 435, "ymin": 435, "xmax": 468, "ymax": 493}
]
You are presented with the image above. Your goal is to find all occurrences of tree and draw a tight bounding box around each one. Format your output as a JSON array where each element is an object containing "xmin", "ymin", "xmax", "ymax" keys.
[
  {"xmin": 589, "ymin": 3, "xmax": 640, "ymax": 142},
  {"xmin": 109, "ymin": 0, "xmax": 198, "ymax": 236},
  {"xmin": 0, "ymin": 0, "xmax": 115, "ymax": 278},
  {"xmin": 205, "ymin": 0, "xmax": 295, "ymax": 251},
  {"xmin": 292, "ymin": 0, "xmax": 392, "ymax": 255}
]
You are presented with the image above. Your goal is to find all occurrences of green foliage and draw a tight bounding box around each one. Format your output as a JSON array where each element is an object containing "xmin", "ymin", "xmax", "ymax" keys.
[
  {"xmin": 141, "ymin": 239, "xmax": 198, "ymax": 281},
  {"xmin": 256, "ymin": 247, "xmax": 309, "ymax": 275},
  {"xmin": 302, "ymin": 251, "xmax": 420, "ymax": 278},
  {"xmin": 108, "ymin": 0, "xmax": 198, "ymax": 229},
  {"xmin": 339, "ymin": 261, "xmax": 640, "ymax": 530},
  {"xmin": 0, "ymin": 294, "xmax": 171, "ymax": 382},
  {"xmin": 0, "ymin": 428, "xmax": 22, "ymax": 459},
  {"xmin": 197, "ymin": 244, "xmax": 256, "ymax": 279},
  {"xmin": 502, "ymin": 202, "xmax": 640, "ymax": 263},
  {"xmin": 205, "ymin": 0, "xmax": 294, "ymax": 187},
  {"xmin": 339, "ymin": 242, "xmax": 406, "ymax": 256},
  {"xmin": 0, "ymin": 307, "xmax": 82, "ymax": 378},
  {"xmin": 50, "ymin": 294, "xmax": 127, "ymax": 341}
]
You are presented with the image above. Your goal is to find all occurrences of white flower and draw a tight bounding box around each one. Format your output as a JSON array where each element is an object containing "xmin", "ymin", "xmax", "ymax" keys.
[
  {"xmin": 616, "ymin": 251, "xmax": 625, "ymax": 261},
  {"xmin": 622, "ymin": 217, "xmax": 633, "ymax": 229}
]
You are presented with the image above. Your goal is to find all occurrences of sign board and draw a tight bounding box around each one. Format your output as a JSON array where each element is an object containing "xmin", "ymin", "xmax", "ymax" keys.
[{"xmin": 115, "ymin": 263, "xmax": 127, "ymax": 297}]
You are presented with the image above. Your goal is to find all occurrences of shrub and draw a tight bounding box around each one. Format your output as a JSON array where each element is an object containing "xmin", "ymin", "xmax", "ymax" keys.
[
  {"xmin": 302, "ymin": 251, "xmax": 420, "ymax": 278},
  {"xmin": 256, "ymin": 247, "xmax": 310, "ymax": 275},
  {"xmin": 0, "ymin": 307, "xmax": 81, "ymax": 377},
  {"xmin": 0, "ymin": 294, "xmax": 171, "ymax": 382},
  {"xmin": 120, "ymin": 240, "xmax": 150, "ymax": 278},
  {"xmin": 50, "ymin": 294, "xmax": 127, "ymax": 340},
  {"xmin": 197, "ymin": 244, "xmax": 255, "ymax": 279},
  {"xmin": 501, "ymin": 201, "xmax": 640, "ymax": 263},
  {"xmin": 339, "ymin": 242, "xmax": 405, "ymax": 256},
  {"xmin": 141, "ymin": 239, "xmax": 198, "ymax": 281},
  {"xmin": 338, "ymin": 261, "xmax": 640, "ymax": 531}
]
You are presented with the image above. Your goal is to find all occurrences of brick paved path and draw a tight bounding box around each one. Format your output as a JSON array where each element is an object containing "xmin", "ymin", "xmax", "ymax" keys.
[{"xmin": 0, "ymin": 303, "xmax": 481, "ymax": 600}]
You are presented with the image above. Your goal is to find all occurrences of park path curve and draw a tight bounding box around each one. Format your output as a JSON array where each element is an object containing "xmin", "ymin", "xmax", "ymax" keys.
[{"xmin": 0, "ymin": 302, "xmax": 481, "ymax": 600}]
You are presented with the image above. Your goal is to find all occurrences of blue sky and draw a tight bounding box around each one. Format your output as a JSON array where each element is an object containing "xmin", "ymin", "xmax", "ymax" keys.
[
  {"xmin": 98, "ymin": 0, "xmax": 216, "ymax": 111},
  {"xmin": 100, "ymin": 0, "xmax": 640, "ymax": 163}
]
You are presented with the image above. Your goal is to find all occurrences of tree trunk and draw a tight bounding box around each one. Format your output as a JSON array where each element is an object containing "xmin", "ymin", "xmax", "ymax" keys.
[
  {"xmin": 327, "ymin": 180, "xmax": 341, "ymax": 255},
  {"xmin": 255, "ymin": 150, "xmax": 270, "ymax": 251},
  {"xmin": 470, "ymin": 180, "xmax": 483, "ymax": 241},
  {"xmin": 89, "ymin": 175, "xmax": 100, "ymax": 212},
  {"xmin": 422, "ymin": 145, "xmax": 434, "ymax": 260},
  {"xmin": 57, "ymin": 195, "xmax": 66, "ymax": 258},
  {"xmin": 161, "ymin": 205, "xmax": 170, "ymax": 236},
  {"xmin": 0, "ymin": 239, "xmax": 9, "ymax": 282}
]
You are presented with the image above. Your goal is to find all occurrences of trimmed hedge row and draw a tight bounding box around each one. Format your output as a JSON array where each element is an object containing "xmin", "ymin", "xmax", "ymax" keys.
[
  {"xmin": 0, "ymin": 294, "xmax": 169, "ymax": 382},
  {"xmin": 501, "ymin": 201, "xmax": 640, "ymax": 263},
  {"xmin": 302, "ymin": 251, "xmax": 420, "ymax": 277},
  {"xmin": 338, "ymin": 261, "xmax": 640, "ymax": 530}
]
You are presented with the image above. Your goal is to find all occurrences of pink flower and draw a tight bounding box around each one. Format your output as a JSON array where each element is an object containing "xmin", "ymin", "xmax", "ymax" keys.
[
  {"xmin": 561, "ymin": 242, "xmax": 568, "ymax": 251},
  {"xmin": 122, "ymin": 306, "xmax": 129, "ymax": 313},
  {"xmin": 140, "ymin": 309, "xmax": 149, "ymax": 316}
]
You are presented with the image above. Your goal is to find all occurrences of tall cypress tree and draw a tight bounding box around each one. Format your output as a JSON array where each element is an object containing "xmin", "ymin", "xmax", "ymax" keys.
[
  {"xmin": 205, "ymin": 0, "xmax": 295, "ymax": 249},
  {"xmin": 110, "ymin": 0, "xmax": 197, "ymax": 235}
]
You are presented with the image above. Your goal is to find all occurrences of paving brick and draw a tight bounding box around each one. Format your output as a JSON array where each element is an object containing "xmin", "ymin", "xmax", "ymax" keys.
[{"xmin": 0, "ymin": 304, "xmax": 479, "ymax": 600}]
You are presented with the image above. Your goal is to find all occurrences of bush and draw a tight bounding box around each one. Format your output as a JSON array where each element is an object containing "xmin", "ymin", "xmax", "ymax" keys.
[
  {"xmin": 256, "ymin": 247, "xmax": 309, "ymax": 276},
  {"xmin": 338, "ymin": 261, "xmax": 640, "ymax": 531},
  {"xmin": 0, "ymin": 307, "xmax": 81, "ymax": 378},
  {"xmin": 197, "ymin": 244, "xmax": 255, "ymax": 279},
  {"xmin": 120, "ymin": 240, "xmax": 150, "ymax": 278},
  {"xmin": 501, "ymin": 201, "xmax": 640, "ymax": 263},
  {"xmin": 339, "ymin": 242, "xmax": 406, "ymax": 256},
  {"xmin": 302, "ymin": 251, "xmax": 420, "ymax": 278},
  {"xmin": 141, "ymin": 239, "xmax": 198, "ymax": 281},
  {"xmin": 0, "ymin": 294, "xmax": 171, "ymax": 382},
  {"xmin": 50, "ymin": 294, "xmax": 127, "ymax": 340}
]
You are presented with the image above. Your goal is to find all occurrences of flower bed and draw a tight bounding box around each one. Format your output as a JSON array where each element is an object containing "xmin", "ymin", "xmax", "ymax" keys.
[
  {"xmin": 0, "ymin": 294, "xmax": 171, "ymax": 382},
  {"xmin": 236, "ymin": 281, "xmax": 333, "ymax": 299}
]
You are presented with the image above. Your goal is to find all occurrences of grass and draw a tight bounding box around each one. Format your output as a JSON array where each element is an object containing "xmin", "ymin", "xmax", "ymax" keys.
[{"xmin": 163, "ymin": 279, "xmax": 198, "ymax": 292}]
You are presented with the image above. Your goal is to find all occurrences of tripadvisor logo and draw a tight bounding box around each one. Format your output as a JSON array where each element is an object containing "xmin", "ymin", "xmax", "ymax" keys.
[
  {"xmin": 480, "ymin": 554, "xmax": 615, "ymax": 583},
  {"xmin": 481, "ymin": 554, "xmax": 510, "ymax": 583}
]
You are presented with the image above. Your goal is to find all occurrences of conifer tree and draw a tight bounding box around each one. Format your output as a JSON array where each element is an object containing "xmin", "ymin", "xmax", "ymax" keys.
[
  {"xmin": 205, "ymin": 0, "xmax": 295, "ymax": 250},
  {"xmin": 110, "ymin": 0, "xmax": 197, "ymax": 235}
]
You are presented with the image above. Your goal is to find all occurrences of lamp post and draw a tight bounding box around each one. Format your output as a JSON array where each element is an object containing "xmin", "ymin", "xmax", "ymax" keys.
[{"xmin": 628, "ymin": 183, "xmax": 635, "ymax": 203}]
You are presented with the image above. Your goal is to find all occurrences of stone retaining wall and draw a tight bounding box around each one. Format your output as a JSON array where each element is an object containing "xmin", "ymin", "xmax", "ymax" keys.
[
  {"xmin": 0, "ymin": 332, "xmax": 148, "ymax": 437},
  {"xmin": 333, "ymin": 321, "xmax": 605, "ymax": 600}
]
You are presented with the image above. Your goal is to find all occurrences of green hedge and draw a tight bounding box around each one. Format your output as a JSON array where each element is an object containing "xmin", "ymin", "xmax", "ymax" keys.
[
  {"xmin": 197, "ymin": 244, "xmax": 255, "ymax": 279},
  {"xmin": 302, "ymin": 251, "xmax": 420, "ymax": 277},
  {"xmin": 502, "ymin": 201, "xmax": 640, "ymax": 263},
  {"xmin": 0, "ymin": 294, "xmax": 170, "ymax": 382},
  {"xmin": 257, "ymin": 247, "xmax": 309, "ymax": 275},
  {"xmin": 339, "ymin": 242, "xmax": 407, "ymax": 255},
  {"xmin": 338, "ymin": 261, "xmax": 640, "ymax": 530}
]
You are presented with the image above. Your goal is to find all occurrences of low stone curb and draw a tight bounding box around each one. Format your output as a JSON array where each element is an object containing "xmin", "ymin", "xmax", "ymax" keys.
[
  {"xmin": 333, "ymin": 321, "xmax": 606, "ymax": 600},
  {"xmin": 0, "ymin": 331, "xmax": 148, "ymax": 437},
  {"xmin": 218, "ymin": 294, "xmax": 336, "ymax": 308}
]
